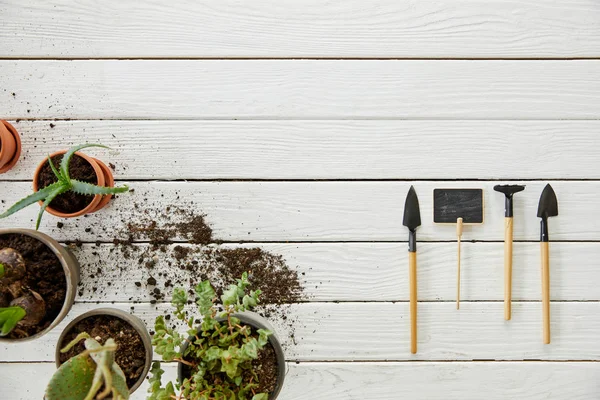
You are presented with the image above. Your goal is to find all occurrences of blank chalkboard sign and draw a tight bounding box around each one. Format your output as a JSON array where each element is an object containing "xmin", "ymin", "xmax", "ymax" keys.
[{"xmin": 433, "ymin": 189, "xmax": 484, "ymax": 224}]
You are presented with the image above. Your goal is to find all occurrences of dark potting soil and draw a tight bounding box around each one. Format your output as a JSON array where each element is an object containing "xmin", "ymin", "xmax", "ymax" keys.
[
  {"xmin": 37, "ymin": 154, "xmax": 98, "ymax": 213},
  {"xmin": 59, "ymin": 314, "xmax": 147, "ymax": 389},
  {"xmin": 182, "ymin": 340, "xmax": 278, "ymax": 397},
  {"xmin": 0, "ymin": 234, "xmax": 66, "ymax": 339}
]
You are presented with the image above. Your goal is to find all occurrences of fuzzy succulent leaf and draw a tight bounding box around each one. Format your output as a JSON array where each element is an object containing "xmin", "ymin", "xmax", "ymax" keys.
[
  {"xmin": 0, "ymin": 306, "xmax": 26, "ymax": 336},
  {"xmin": 71, "ymin": 179, "xmax": 129, "ymax": 196},
  {"xmin": 252, "ymin": 394, "xmax": 269, "ymax": 400},
  {"xmin": 0, "ymin": 181, "xmax": 65, "ymax": 220},
  {"xmin": 45, "ymin": 353, "xmax": 97, "ymax": 400},
  {"xmin": 59, "ymin": 144, "xmax": 109, "ymax": 181}
]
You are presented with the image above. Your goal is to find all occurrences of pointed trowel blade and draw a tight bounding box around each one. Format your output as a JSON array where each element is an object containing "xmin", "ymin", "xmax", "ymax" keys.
[
  {"xmin": 403, "ymin": 186, "xmax": 421, "ymax": 230},
  {"xmin": 537, "ymin": 184, "xmax": 559, "ymax": 218}
]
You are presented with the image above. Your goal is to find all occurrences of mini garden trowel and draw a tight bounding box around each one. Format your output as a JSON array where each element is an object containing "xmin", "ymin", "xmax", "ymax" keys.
[
  {"xmin": 537, "ymin": 183, "xmax": 558, "ymax": 344},
  {"xmin": 433, "ymin": 189, "xmax": 484, "ymax": 310},
  {"xmin": 402, "ymin": 186, "xmax": 421, "ymax": 354},
  {"xmin": 493, "ymin": 184, "xmax": 525, "ymax": 321}
]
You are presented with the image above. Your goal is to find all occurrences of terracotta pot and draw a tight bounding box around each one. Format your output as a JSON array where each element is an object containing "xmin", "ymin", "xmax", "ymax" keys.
[
  {"xmin": 177, "ymin": 312, "xmax": 286, "ymax": 399},
  {"xmin": 0, "ymin": 229, "xmax": 80, "ymax": 342},
  {"xmin": 55, "ymin": 308, "xmax": 153, "ymax": 395},
  {"xmin": 32, "ymin": 150, "xmax": 116, "ymax": 218},
  {"xmin": 0, "ymin": 120, "xmax": 21, "ymax": 173}
]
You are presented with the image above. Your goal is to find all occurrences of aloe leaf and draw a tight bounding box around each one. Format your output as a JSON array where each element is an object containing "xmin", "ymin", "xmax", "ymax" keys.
[
  {"xmin": 45, "ymin": 354, "xmax": 96, "ymax": 400},
  {"xmin": 0, "ymin": 182, "xmax": 65, "ymax": 220},
  {"xmin": 60, "ymin": 144, "xmax": 109, "ymax": 181},
  {"xmin": 36, "ymin": 184, "xmax": 68, "ymax": 230},
  {"xmin": 47, "ymin": 155, "xmax": 63, "ymax": 181},
  {"xmin": 71, "ymin": 180, "xmax": 129, "ymax": 196}
]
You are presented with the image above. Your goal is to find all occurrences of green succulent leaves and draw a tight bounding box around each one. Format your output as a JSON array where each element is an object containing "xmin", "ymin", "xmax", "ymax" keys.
[
  {"xmin": 0, "ymin": 306, "xmax": 26, "ymax": 336},
  {"xmin": 0, "ymin": 143, "xmax": 129, "ymax": 229},
  {"xmin": 46, "ymin": 332, "xmax": 130, "ymax": 400},
  {"xmin": 150, "ymin": 272, "xmax": 275, "ymax": 400}
]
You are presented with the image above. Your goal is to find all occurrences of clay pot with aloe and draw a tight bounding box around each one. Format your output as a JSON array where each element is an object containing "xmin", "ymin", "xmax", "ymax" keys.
[
  {"xmin": 0, "ymin": 144, "xmax": 128, "ymax": 229},
  {"xmin": 0, "ymin": 120, "xmax": 21, "ymax": 174},
  {"xmin": 0, "ymin": 229, "xmax": 79, "ymax": 341}
]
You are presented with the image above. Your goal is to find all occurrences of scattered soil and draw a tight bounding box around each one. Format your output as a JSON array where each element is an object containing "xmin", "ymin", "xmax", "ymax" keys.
[
  {"xmin": 0, "ymin": 233, "xmax": 66, "ymax": 339},
  {"xmin": 59, "ymin": 314, "xmax": 147, "ymax": 389},
  {"xmin": 37, "ymin": 154, "xmax": 98, "ymax": 213}
]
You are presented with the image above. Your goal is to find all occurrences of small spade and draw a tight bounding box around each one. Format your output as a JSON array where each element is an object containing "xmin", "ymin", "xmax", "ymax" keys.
[
  {"xmin": 537, "ymin": 184, "xmax": 558, "ymax": 344},
  {"xmin": 402, "ymin": 186, "xmax": 421, "ymax": 354}
]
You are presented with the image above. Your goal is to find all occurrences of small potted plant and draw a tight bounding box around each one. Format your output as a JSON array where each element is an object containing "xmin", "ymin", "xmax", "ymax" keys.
[
  {"xmin": 149, "ymin": 272, "xmax": 286, "ymax": 400},
  {"xmin": 0, "ymin": 229, "xmax": 79, "ymax": 341},
  {"xmin": 0, "ymin": 120, "xmax": 21, "ymax": 174},
  {"xmin": 55, "ymin": 308, "xmax": 153, "ymax": 396},
  {"xmin": 46, "ymin": 332, "xmax": 130, "ymax": 400},
  {"xmin": 0, "ymin": 143, "xmax": 129, "ymax": 229}
]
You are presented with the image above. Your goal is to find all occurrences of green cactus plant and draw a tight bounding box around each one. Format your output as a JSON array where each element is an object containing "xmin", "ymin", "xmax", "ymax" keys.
[
  {"xmin": 0, "ymin": 144, "xmax": 129, "ymax": 229},
  {"xmin": 46, "ymin": 332, "xmax": 130, "ymax": 400}
]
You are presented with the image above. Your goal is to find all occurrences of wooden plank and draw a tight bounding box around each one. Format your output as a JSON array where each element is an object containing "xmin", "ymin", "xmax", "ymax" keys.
[
  {"xmin": 69, "ymin": 242, "xmax": 600, "ymax": 302},
  {"xmin": 3, "ymin": 60, "xmax": 600, "ymax": 119},
  {"xmin": 2, "ymin": 0, "xmax": 600, "ymax": 58},
  {"xmin": 0, "ymin": 181, "xmax": 595, "ymax": 241},
  {"xmin": 1, "ymin": 302, "xmax": 599, "ymax": 362},
  {"xmin": 6, "ymin": 120, "xmax": 600, "ymax": 180},
  {"xmin": 3, "ymin": 361, "xmax": 599, "ymax": 400}
]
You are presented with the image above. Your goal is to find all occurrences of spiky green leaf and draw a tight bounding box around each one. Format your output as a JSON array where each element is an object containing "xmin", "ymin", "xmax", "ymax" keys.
[
  {"xmin": 47, "ymin": 155, "xmax": 64, "ymax": 181},
  {"xmin": 0, "ymin": 181, "xmax": 66, "ymax": 220},
  {"xmin": 36, "ymin": 184, "xmax": 67, "ymax": 230},
  {"xmin": 60, "ymin": 144, "xmax": 109, "ymax": 181},
  {"xmin": 0, "ymin": 306, "xmax": 26, "ymax": 336},
  {"xmin": 71, "ymin": 179, "xmax": 129, "ymax": 196}
]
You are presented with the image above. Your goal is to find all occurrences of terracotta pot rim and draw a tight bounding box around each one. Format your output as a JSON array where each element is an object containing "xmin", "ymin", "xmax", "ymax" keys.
[
  {"xmin": 0, "ymin": 120, "xmax": 21, "ymax": 174},
  {"xmin": 55, "ymin": 307, "xmax": 153, "ymax": 394},
  {"xmin": 0, "ymin": 229, "xmax": 80, "ymax": 343},
  {"xmin": 33, "ymin": 150, "xmax": 104, "ymax": 218},
  {"xmin": 90, "ymin": 157, "xmax": 115, "ymax": 212}
]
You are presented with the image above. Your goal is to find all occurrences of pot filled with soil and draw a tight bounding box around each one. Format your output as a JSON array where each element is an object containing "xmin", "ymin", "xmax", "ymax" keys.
[
  {"xmin": 0, "ymin": 120, "xmax": 21, "ymax": 174},
  {"xmin": 0, "ymin": 229, "xmax": 79, "ymax": 341},
  {"xmin": 150, "ymin": 272, "xmax": 286, "ymax": 400},
  {"xmin": 33, "ymin": 150, "xmax": 115, "ymax": 218},
  {"xmin": 55, "ymin": 308, "xmax": 153, "ymax": 394}
]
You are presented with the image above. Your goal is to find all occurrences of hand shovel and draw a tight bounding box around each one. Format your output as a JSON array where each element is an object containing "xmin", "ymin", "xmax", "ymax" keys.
[
  {"xmin": 402, "ymin": 186, "xmax": 421, "ymax": 354},
  {"xmin": 537, "ymin": 184, "xmax": 558, "ymax": 344}
]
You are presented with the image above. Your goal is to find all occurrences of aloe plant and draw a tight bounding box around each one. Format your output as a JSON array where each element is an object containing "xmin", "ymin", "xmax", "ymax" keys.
[
  {"xmin": 46, "ymin": 332, "xmax": 130, "ymax": 400},
  {"xmin": 0, "ymin": 144, "xmax": 129, "ymax": 229}
]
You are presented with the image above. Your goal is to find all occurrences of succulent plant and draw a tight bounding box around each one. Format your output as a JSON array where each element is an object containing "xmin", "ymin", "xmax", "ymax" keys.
[
  {"xmin": 46, "ymin": 332, "xmax": 130, "ymax": 400},
  {"xmin": 0, "ymin": 143, "xmax": 129, "ymax": 229},
  {"xmin": 149, "ymin": 272, "xmax": 273, "ymax": 400},
  {"xmin": 0, "ymin": 248, "xmax": 46, "ymax": 336}
]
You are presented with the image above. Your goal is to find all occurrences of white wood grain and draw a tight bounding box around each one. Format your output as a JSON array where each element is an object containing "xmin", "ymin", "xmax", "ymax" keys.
[
  {"xmin": 0, "ymin": 181, "xmax": 596, "ymax": 241},
  {"xmin": 3, "ymin": 60, "xmax": 600, "ymax": 119},
  {"xmin": 5, "ymin": 120, "xmax": 600, "ymax": 180},
  {"xmin": 2, "ymin": 0, "xmax": 600, "ymax": 58},
  {"xmin": 2, "ymin": 302, "xmax": 599, "ymax": 362},
  {"xmin": 70, "ymin": 242, "xmax": 600, "ymax": 302},
  {"xmin": 3, "ymin": 361, "xmax": 599, "ymax": 400}
]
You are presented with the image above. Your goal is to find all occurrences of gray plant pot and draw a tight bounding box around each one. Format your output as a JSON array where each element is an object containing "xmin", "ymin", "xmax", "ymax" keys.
[
  {"xmin": 55, "ymin": 308, "xmax": 153, "ymax": 395},
  {"xmin": 177, "ymin": 311, "xmax": 286, "ymax": 399},
  {"xmin": 0, "ymin": 228, "xmax": 80, "ymax": 342}
]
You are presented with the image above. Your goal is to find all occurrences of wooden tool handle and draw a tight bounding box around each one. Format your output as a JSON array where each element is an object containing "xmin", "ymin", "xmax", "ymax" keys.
[
  {"xmin": 504, "ymin": 217, "xmax": 513, "ymax": 320},
  {"xmin": 456, "ymin": 218, "xmax": 463, "ymax": 310},
  {"xmin": 409, "ymin": 251, "xmax": 417, "ymax": 354},
  {"xmin": 541, "ymin": 241, "xmax": 551, "ymax": 344}
]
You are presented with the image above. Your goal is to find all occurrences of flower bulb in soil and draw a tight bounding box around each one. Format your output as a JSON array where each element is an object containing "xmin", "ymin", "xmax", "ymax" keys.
[
  {"xmin": 10, "ymin": 291, "xmax": 45, "ymax": 327},
  {"xmin": 0, "ymin": 248, "xmax": 26, "ymax": 285}
]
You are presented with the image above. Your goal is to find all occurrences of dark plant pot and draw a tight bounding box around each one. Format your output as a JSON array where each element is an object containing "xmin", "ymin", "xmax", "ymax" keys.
[
  {"xmin": 0, "ymin": 229, "xmax": 79, "ymax": 342},
  {"xmin": 32, "ymin": 150, "xmax": 116, "ymax": 219},
  {"xmin": 55, "ymin": 308, "xmax": 153, "ymax": 395},
  {"xmin": 0, "ymin": 120, "xmax": 21, "ymax": 174},
  {"xmin": 177, "ymin": 311, "xmax": 286, "ymax": 399}
]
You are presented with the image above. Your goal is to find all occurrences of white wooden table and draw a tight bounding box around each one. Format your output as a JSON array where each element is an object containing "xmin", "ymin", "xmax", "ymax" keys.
[{"xmin": 2, "ymin": 1, "xmax": 600, "ymax": 399}]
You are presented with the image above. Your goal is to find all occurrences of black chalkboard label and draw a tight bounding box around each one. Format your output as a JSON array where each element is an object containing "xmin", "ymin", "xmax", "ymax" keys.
[{"xmin": 433, "ymin": 189, "xmax": 484, "ymax": 224}]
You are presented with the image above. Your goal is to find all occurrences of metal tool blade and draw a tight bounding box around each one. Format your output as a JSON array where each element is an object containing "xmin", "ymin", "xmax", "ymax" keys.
[
  {"xmin": 537, "ymin": 184, "xmax": 558, "ymax": 218},
  {"xmin": 403, "ymin": 186, "xmax": 421, "ymax": 230}
]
